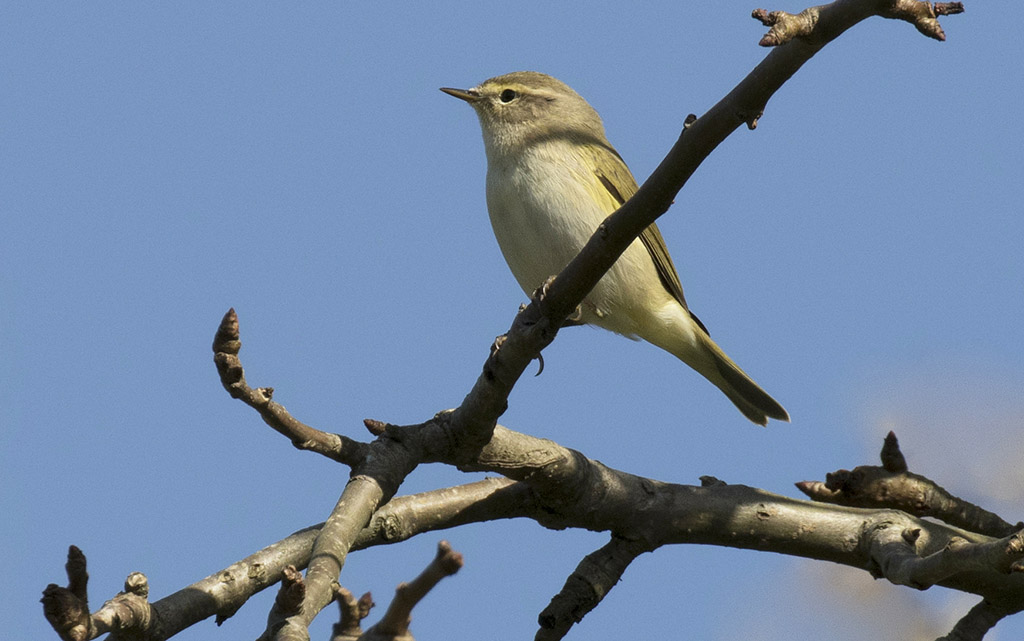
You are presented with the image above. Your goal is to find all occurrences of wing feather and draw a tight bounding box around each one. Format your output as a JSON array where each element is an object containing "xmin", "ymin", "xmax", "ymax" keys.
[{"xmin": 586, "ymin": 144, "xmax": 708, "ymax": 334}]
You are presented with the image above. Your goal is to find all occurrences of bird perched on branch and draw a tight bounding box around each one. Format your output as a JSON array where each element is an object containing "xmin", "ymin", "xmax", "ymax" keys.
[{"xmin": 442, "ymin": 71, "xmax": 787, "ymax": 425}]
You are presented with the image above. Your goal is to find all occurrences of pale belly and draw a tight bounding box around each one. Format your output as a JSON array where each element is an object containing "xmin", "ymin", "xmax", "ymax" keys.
[{"xmin": 484, "ymin": 150, "xmax": 680, "ymax": 340}]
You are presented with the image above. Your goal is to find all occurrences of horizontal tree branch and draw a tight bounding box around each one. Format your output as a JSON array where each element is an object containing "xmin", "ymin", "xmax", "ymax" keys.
[
  {"xmin": 44, "ymin": 421, "xmax": 1023, "ymax": 641},
  {"xmin": 41, "ymin": 478, "xmax": 521, "ymax": 641}
]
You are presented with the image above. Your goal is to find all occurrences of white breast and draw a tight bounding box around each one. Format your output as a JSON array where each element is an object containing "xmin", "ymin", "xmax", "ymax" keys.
[{"xmin": 484, "ymin": 140, "xmax": 679, "ymax": 339}]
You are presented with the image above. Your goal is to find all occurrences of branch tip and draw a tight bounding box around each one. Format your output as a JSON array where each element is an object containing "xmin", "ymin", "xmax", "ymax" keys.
[
  {"xmin": 42, "ymin": 546, "xmax": 95, "ymax": 641},
  {"xmin": 934, "ymin": 2, "xmax": 964, "ymax": 17},
  {"xmin": 273, "ymin": 565, "xmax": 306, "ymax": 616},
  {"xmin": 752, "ymin": 7, "xmax": 818, "ymax": 47},
  {"xmin": 65, "ymin": 545, "xmax": 89, "ymax": 601},
  {"xmin": 435, "ymin": 540, "xmax": 465, "ymax": 576},
  {"xmin": 366, "ymin": 540, "xmax": 464, "ymax": 637},
  {"xmin": 824, "ymin": 468, "xmax": 851, "ymax": 492},
  {"xmin": 881, "ymin": 0, "xmax": 963, "ymax": 42},
  {"xmin": 212, "ymin": 308, "xmax": 241, "ymax": 356},
  {"xmin": 332, "ymin": 585, "xmax": 372, "ymax": 640},
  {"xmin": 41, "ymin": 584, "xmax": 91, "ymax": 641},
  {"xmin": 881, "ymin": 431, "xmax": 908, "ymax": 472},
  {"xmin": 358, "ymin": 592, "xmax": 375, "ymax": 619},
  {"xmin": 124, "ymin": 572, "xmax": 149, "ymax": 598}
]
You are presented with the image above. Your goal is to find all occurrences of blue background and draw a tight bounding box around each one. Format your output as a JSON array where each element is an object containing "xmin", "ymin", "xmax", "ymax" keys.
[{"xmin": 4, "ymin": 3, "xmax": 1022, "ymax": 639}]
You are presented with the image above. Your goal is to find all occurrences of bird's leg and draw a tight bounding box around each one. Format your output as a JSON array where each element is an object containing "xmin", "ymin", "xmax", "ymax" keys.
[
  {"xmin": 561, "ymin": 307, "xmax": 585, "ymax": 328},
  {"xmin": 530, "ymin": 276, "xmax": 584, "ymax": 328}
]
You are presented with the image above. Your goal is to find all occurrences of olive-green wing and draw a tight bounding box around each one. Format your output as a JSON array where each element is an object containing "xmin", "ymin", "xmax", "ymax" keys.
[{"xmin": 589, "ymin": 144, "xmax": 708, "ymax": 334}]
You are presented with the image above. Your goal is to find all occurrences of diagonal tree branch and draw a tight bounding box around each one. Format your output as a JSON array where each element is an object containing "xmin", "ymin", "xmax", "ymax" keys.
[
  {"xmin": 442, "ymin": 0, "xmax": 967, "ymax": 463},
  {"xmin": 536, "ymin": 535, "xmax": 654, "ymax": 641},
  {"xmin": 272, "ymin": 477, "xmax": 390, "ymax": 640},
  {"xmin": 939, "ymin": 599, "xmax": 1013, "ymax": 641},
  {"xmin": 362, "ymin": 540, "xmax": 464, "ymax": 640}
]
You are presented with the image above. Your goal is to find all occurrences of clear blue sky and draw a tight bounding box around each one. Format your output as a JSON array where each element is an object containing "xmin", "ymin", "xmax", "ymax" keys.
[{"xmin": 4, "ymin": 3, "xmax": 1022, "ymax": 639}]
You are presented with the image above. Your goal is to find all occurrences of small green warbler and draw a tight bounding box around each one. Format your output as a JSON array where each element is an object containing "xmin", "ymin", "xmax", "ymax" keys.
[{"xmin": 442, "ymin": 71, "xmax": 787, "ymax": 425}]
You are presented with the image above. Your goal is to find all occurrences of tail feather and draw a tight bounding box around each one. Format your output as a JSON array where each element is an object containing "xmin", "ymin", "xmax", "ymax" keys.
[{"xmin": 695, "ymin": 332, "xmax": 789, "ymax": 426}]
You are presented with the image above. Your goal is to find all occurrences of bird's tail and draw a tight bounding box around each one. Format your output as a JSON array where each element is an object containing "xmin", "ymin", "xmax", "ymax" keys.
[{"xmin": 689, "ymin": 330, "xmax": 789, "ymax": 426}]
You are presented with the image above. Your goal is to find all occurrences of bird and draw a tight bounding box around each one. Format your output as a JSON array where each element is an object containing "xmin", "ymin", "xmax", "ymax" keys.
[{"xmin": 441, "ymin": 71, "xmax": 788, "ymax": 425}]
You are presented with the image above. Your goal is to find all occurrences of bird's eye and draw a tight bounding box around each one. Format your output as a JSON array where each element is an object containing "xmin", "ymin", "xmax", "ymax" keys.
[{"xmin": 499, "ymin": 89, "xmax": 518, "ymax": 103}]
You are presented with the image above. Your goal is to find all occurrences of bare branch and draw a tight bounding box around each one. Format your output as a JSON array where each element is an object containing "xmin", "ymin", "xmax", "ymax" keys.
[
  {"xmin": 939, "ymin": 599, "xmax": 1012, "ymax": 641},
  {"xmin": 330, "ymin": 586, "xmax": 373, "ymax": 641},
  {"xmin": 211, "ymin": 309, "xmax": 413, "ymax": 640},
  {"xmin": 42, "ymin": 549, "xmax": 152, "ymax": 641},
  {"xmin": 368, "ymin": 422, "xmax": 1024, "ymax": 612},
  {"xmin": 274, "ymin": 478, "xmax": 388, "ymax": 641},
  {"xmin": 212, "ymin": 309, "xmax": 369, "ymax": 465},
  {"xmin": 46, "ymin": 428, "xmax": 1024, "ymax": 640},
  {"xmin": 797, "ymin": 432, "xmax": 1021, "ymax": 538},
  {"xmin": 536, "ymin": 536, "xmax": 653, "ymax": 641},
  {"xmin": 41, "ymin": 546, "xmax": 92, "ymax": 641},
  {"xmin": 453, "ymin": 427, "xmax": 1024, "ymax": 613},
  {"xmin": 363, "ymin": 541, "xmax": 464, "ymax": 640},
  {"xmin": 752, "ymin": 7, "xmax": 822, "ymax": 46},
  {"xmin": 880, "ymin": 430, "xmax": 908, "ymax": 472},
  {"xmin": 43, "ymin": 554, "xmax": 153, "ymax": 641},
  {"xmin": 256, "ymin": 566, "xmax": 307, "ymax": 641},
  {"xmin": 276, "ymin": 566, "xmax": 306, "ymax": 615},
  {"xmin": 352, "ymin": 477, "xmax": 529, "ymax": 549},
  {"xmin": 866, "ymin": 526, "xmax": 1024, "ymax": 590},
  {"xmin": 881, "ymin": 0, "xmax": 964, "ymax": 41},
  {"xmin": 41, "ymin": 480, "xmax": 515, "ymax": 641},
  {"xmin": 754, "ymin": 1, "xmax": 963, "ymax": 46}
]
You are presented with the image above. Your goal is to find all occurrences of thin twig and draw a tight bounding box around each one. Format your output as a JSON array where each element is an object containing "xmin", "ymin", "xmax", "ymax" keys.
[
  {"xmin": 212, "ymin": 309, "xmax": 369, "ymax": 465},
  {"xmin": 364, "ymin": 541, "xmax": 464, "ymax": 639}
]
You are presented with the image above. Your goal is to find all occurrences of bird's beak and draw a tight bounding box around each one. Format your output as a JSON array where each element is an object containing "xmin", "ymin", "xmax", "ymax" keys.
[{"xmin": 440, "ymin": 87, "xmax": 481, "ymax": 103}]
